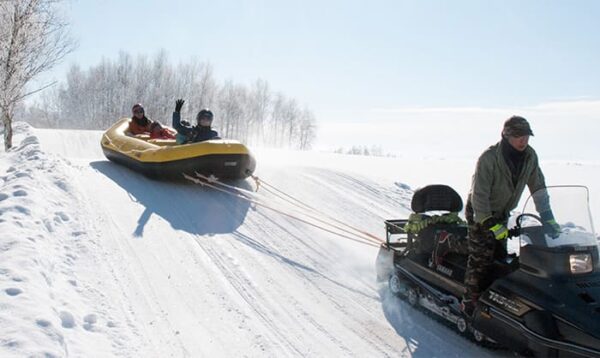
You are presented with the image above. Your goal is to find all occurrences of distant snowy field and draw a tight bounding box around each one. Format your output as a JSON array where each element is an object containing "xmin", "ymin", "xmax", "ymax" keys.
[{"xmin": 0, "ymin": 121, "xmax": 598, "ymax": 357}]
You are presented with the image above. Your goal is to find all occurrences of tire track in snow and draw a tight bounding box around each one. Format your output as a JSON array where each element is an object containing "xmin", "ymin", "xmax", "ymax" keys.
[
  {"xmin": 238, "ymin": 210, "xmax": 399, "ymax": 356},
  {"xmin": 190, "ymin": 193, "xmax": 352, "ymax": 354},
  {"xmin": 289, "ymin": 259, "xmax": 400, "ymax": 356},
  {"xmin": 236, "ymin": 174, "xmax": 411, "ymax": 356},
  {"xmin": 231, "ymin": 228, "xmax": 356, "ymax": 356},
  {"xmin": 192, "ymin": 237, "xmax": 307, "ymax": 355},
  {"xmin": 302, "ymin": 169, "xmax": 412, "ymax": 216}
]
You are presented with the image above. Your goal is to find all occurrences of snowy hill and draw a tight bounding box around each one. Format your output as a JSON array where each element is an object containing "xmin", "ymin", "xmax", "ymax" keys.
[{"xmin": 1, "ymin": 122, "xmax": 599, "ymax": 357}]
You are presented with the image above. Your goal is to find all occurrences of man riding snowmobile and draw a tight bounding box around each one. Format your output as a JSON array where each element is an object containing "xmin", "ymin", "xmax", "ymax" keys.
[
  {"xmin": 377, "ymin": 183, "xmax": 600, "ymax": 357},
  {"xmin": 376, "ymin": 116, "xmax": 600, "ymax": 356},
  {"xmin": 462, "ymin": 115, "xmax": 560, "ymax": 316}
]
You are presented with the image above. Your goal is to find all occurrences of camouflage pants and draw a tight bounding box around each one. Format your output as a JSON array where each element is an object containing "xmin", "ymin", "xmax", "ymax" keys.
[{"xmin": 463, "ymin": 222, "xmax": 507, "ymax": 300}]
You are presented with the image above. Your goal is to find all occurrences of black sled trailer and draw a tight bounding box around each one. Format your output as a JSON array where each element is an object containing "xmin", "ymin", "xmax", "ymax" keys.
[{"xmin": 376, "ymin": 184, "xmax": 600, "ymax": 357}]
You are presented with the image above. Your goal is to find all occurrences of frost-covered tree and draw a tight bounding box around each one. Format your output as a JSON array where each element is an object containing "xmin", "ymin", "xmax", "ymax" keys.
[
  {"xmin": 297, "ymin": 108, "xmax": 316, "ymax": 150},
  {"xmin": 246, "ymin": 79, "xmax": 270, "ymax": 146},
  {"xmin": 216, "ymin": 80, "xmax": 247, "ymax": 140},
  {"xmin": 0, "ymin": 0, "xmax": 75, "ymax": 150},
  {"xmin": 268, "ymin": 93, "xmax": 286, "ymax": 147},
  {"xmin": 21, "ymin": 51, "xmax": 317, "ymax": 149}
]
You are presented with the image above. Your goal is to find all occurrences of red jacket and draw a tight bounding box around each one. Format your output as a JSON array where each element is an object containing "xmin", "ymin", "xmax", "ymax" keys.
[
  {"xmin": 128, "ymin": 117, "xmax": 153, "ymax": 135},
  {"xmin": 128, "ymin": 117, "xmax": 176, "ymax": 139}
]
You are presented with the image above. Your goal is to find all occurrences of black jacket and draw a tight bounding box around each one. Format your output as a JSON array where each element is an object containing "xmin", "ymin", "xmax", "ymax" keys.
[{"xmin": 172, "ymin": 112, "xmax": 219, "ymax": 143}]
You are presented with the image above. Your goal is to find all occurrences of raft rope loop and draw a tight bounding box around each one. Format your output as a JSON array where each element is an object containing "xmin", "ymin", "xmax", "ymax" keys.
[{"xmin": 184, "ymin": 173, "xmax": 384, "ymax": 248}]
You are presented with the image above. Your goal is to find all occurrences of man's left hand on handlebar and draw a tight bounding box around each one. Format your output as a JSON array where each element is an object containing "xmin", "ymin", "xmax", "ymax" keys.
[{"xmin": 541, "ymin": 210, "xmax": 561, "ymax": 238}]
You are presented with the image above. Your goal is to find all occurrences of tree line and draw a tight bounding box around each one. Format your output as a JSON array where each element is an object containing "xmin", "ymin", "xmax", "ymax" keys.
[
  {"xmin": 334, "ymin": 145, "xmax": 394, "ymax": 157},
  {"xmin": 21, "ymin": 51, "xmax": 317, "ymax": 149}
]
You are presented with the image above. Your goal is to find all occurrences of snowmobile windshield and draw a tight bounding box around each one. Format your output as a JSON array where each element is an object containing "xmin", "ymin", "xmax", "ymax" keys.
[{"xmin": 519, "ymin": 186, "xmax": 599, "ymax": 249}]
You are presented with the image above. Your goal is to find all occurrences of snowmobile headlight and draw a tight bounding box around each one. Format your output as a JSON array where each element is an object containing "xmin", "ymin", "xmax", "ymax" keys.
[{"xmin": 569, "ymin": 253, "xmax": 593, "ymax": 274}]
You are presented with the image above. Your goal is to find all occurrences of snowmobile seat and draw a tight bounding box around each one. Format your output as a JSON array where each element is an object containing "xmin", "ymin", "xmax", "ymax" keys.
[
  {"xmin": 411, "ymin": 184, "xmax": 463, "ymax": 213},
  {"xmin": 406, "ymin": 185, "xmax": 467, "ymax": 256}
]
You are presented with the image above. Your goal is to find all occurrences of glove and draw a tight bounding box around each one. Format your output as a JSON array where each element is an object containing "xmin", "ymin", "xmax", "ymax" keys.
[
  {"xmin": 541, "ymin": 210, "xmax": 561, "ymax": 238},
  {"xmin": 489, "ymin": 223, "xmax": 509, "ymax": 240},
  {"xmin": 175, "ymin": 99, "xmax": 185, "ymax": 112},
  {"xmin": 482, "ymin": 217, "xmax": 509, "ymax": 240}
]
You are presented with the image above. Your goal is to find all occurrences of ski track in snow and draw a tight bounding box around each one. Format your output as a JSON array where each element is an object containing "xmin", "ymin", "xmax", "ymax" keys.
[{"xmin": 0, "ymin": 123, "xmax": 553, "ymax": 357}]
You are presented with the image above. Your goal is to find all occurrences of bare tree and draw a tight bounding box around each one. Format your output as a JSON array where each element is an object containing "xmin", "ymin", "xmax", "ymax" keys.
[
  {"xmin": 217, "ymin": 80, "xmax": 247, "ymax": 140},
  {"xmin": 0, "ymin": 0, "xmax": 76, "ymax": 150},
  {"xmin": 268, "ymin": 93, "xmax": 286, "ymax": 147},
  {"xmin": 298, "ymin": 108, "xmax": 316, "ymax": 150},
  {"xmin": 247, "ymin": 79, "xmax": 270, "ymax": 146},
  {"xmin": 180, "ymin": 60, "xmax": 217, "ymax": 123},
  {"xmin": 283, "ymin": 98, "xmax": 299, "ymax": 146}
]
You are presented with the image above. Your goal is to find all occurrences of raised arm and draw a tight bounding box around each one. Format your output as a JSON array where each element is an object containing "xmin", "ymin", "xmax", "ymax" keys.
[{"xmin": 172, "ymin": 99, "xmax": 193, "ymax": 135}]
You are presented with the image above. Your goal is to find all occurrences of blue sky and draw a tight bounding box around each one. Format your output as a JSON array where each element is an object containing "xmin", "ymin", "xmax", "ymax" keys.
[
  {"xmin": 45, "ymin": 0, "xmax": 600, "ymax": 150},
  {"xmin": 56, "ymin": 1, "xmax": 599, "ymax": 105}
]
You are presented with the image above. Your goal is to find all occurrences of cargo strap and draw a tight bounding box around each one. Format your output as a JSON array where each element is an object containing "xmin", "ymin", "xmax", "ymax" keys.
[{"xmin": 403, "ymin": 212, "xmax": 465, "ymax": 234}]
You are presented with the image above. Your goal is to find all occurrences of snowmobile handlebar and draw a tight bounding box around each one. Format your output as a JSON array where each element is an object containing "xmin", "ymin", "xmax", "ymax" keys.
[
  {"xmin": 509, "ymin": 213, "xmax": 560, "ymax": 239},
  {"xmin": 507, "ymin": 227, "xmax": 521, "ymax": 238}
]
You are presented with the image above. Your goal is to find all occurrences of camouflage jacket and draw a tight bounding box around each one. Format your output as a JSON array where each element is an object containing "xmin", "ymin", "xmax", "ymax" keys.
[{"xmin": 468, "ymin": 141, "xmax": 550, "ymax": 224}]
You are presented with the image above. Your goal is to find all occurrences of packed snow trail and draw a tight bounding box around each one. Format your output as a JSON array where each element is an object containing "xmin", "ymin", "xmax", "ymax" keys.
[{"xmin": 0, "ymin": 124, "xmax": 519, "ymax": 357}]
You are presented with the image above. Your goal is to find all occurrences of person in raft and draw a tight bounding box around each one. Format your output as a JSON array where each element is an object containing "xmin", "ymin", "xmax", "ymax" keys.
[
  {"xmin": 128, "ymin": 103, "xmax": 176, "ymax": 139},
  {"xmin": 172, "ymin": 99, "xmax": 220, "ymax": 144}
]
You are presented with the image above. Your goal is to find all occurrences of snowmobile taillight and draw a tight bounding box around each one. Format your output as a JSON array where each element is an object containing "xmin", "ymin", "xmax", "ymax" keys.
[{"xmin": 569, "ymin": 253, "xmax": 593, "ymax": 274}]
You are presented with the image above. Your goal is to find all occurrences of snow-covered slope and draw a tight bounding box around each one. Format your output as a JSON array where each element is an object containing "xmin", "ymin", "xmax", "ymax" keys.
[{"xmin": 1, "ymin": 123, "xmax": 599, "ymax": 357}]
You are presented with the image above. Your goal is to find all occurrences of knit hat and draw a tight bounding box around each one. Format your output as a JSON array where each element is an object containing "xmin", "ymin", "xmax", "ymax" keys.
[{"xmin": 502, "ymin": 116, "xmax": 534, "ymax": 137}]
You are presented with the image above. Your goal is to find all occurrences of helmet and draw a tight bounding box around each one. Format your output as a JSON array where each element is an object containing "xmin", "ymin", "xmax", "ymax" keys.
[
  {"xmin": 502, "ymin": 115, "xmax": 533, "ymax": 137},
  {"xmin": 196, "ymin": 108, "xmax": 214, "ymax": 122},
  {"xmin": 132, "ymin": 103, "xmax": 144, "ymax": 114}
]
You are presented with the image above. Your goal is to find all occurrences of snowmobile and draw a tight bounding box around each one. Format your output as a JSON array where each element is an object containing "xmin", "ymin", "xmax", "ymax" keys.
[{"xmin": 376, "ymin": 184, "xmax": 600, "ymax": 357}]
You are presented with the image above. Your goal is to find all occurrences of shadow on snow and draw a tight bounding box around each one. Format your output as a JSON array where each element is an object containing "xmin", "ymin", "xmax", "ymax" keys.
[{"xmin": 90, "ymin": 161, "xmax": 252, "ymax": 237}]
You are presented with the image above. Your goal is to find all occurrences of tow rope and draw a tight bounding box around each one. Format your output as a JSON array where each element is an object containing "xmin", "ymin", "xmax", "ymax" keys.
[
  {"xmin": 183, "ymin": 172, "xmax": 384, "ymax": 248},
  {"xmin": 250, "ymin": 174, "xmax": 385, "ymax": 244}
]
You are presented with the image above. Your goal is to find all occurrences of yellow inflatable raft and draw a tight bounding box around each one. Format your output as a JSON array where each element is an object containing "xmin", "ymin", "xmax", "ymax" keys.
[{"xmin": 101, "ymin": 118, "xmax": 256, "ymax": 180}]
